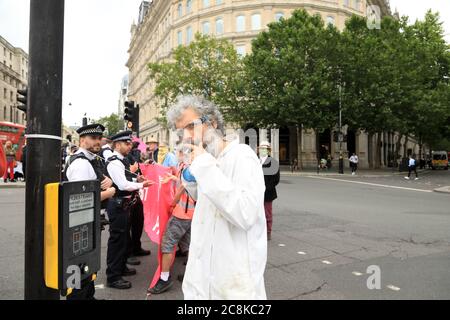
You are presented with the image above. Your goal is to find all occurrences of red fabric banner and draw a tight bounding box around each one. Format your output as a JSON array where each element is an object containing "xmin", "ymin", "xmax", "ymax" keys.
[{"xmin": 139, "ymin": 163, "xmax": 176, "ymax": 289}]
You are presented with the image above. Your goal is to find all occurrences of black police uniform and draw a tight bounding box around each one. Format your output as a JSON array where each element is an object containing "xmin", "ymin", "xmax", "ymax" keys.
[
  {"xmin": 64, "ymin": 123, "xmax": 105, "ymax": 300},
  {"xmin": 105, "ymin": 131, "xmax": 143, "ymax": 289}
]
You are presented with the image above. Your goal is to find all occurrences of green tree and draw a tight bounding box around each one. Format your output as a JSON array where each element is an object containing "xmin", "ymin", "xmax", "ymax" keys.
[
  {"xmin": 95, "ymin": 113, "xmax": 122, "ymax": 136},
  {"xmin": 244, "ymin": 9, "xmax": 343, "ymax": 165},
  {"xmin": 148, "ymin": 33, "xmax": 246, "ymax": 125}
]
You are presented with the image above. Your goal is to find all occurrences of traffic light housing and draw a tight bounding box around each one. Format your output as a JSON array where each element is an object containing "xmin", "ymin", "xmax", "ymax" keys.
[
  {"xmin": 124, "ymin": 101, "xmax": 139, "ymax": 137},
  {"xmin": 17, "ymin": 87, "xmax": 28, "ymax": 113},
  {"xmin": 124, "ymin": 101, "xmax": 135, "ymax": 122}
]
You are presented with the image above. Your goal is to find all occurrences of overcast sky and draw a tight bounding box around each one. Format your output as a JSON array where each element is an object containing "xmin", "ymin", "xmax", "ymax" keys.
[{"xmin": 0, "ymin": 0, "xmax": 449, "ymax": 127}]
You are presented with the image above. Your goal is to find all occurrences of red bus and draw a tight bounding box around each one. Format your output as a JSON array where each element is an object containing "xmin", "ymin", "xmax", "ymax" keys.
[{"xmin": 0, "ymin": 121, "xmax": 26, "ymax": 161}]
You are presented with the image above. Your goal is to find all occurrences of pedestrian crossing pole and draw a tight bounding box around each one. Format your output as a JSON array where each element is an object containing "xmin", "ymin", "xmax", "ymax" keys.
[{"xmin": 24, "ymin": 0, "xmax": 65, "ymax": 300}]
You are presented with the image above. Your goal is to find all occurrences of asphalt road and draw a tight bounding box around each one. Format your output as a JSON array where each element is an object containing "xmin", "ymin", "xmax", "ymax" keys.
[{"xmin": 1, "ymin": 169, "xmax": 449, "ymax": 300}]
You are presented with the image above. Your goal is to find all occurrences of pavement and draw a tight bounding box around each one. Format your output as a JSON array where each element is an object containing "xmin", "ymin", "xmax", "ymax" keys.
[{"xmin": 1, "ymin": 169, "xmax": 450, "ymax": 300}]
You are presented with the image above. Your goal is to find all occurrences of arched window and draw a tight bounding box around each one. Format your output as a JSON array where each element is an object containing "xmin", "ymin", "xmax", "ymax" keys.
[
  {"xmin": 216, "ymin": 18, "xmax": 224, "ymax": 34},
  {"xmin": 251, "ymin": 14, "xmax": 261, "ymax": 30},
  {"xmin": 275, "ymin": 12, "xmax": 284, "ymax": 22},
  {"xmin": 236, "ymin": 15, "xmax": 245, "ymax": 32},
  {"xmin": 177, "ymin": 3, "xmax": 182, "ymax": 18},
  {"xmin": 202, "ymin": 21, "xmax": 210, "ymax": 35},
  {"xmin": 186, "ymin": 0, "xmax": 192, "ymax": 14}
]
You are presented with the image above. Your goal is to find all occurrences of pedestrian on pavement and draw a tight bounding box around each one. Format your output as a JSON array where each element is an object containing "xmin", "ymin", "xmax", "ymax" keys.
[
  {"xmin": 148, "ymin": 161, "xmax": 197, "ymax": 295},
  {"xmin": 145, "ymin": 138, "xmax": 159, "ymax": 164},
  {"xmin": 64, "ymin": 123, "xmax": 116, "ymax": 300},
  {"xmin": 258, "ymin": 141, "xmax": 280, "ymax": 241},
  {"xmin": 3, "ymin": 141, "xmax": 16, "ymax": 183},
  {"xmin": 167, "ymin": 95, "xmax": 267, "ymax": 299},
  {"xmin": 405, "ymin": 155, "xmax": 419, "ymax": 180},
  {"xmin": 21, "ymin": 142, "xmax": 27, "ymax": 181},
  {"xmin": 105, "ymin": 131, "xmax": 153, "ymax": 290},
  {"xmin": 349, "ymin": 153, "xmax": 359, "ymax": 175}
]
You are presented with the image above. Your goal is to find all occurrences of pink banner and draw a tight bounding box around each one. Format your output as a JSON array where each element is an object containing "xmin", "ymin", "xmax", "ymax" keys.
[{"xmin": 139, "ymin": 163, "xmax": 176, "ymax": 289}]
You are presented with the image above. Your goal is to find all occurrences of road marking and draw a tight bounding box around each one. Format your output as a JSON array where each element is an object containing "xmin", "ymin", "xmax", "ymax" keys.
[
  {"xmin": 387, "ymin": 285, "xmax": 401, "ymax": 291},
  {"xmin": 322, "ymin": 260, "xmax": 332, "ymax": 265},
  {"xmin": 278, "ymin": 244, "xmax": 286, "ymax": 247},
  {"xmin": 306, "ymin": 176, "xmax": 433, "ymax": 193},
  {"xmin": 95, "ymin": 284, "xmax": 105, "ymax": 289},
  {"xmin": 297, "ymin": 251, "xmax": 306, "ymax": 255},
  {"xmin": 352, "ymin": 271, "xmax": 363, "ymax": 276}
]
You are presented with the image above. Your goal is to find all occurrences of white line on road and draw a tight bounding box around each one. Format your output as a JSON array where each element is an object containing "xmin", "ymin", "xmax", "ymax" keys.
[
  {"xmin": 306, "ymin": 176, "xmax": 433, "ymax": 193},
  {"xmin": 322, "ymin": 260, "xmax": 333, "ymax": 265},
  {"xmin": 297, "ymin": 251, "xmax": 307, "ymax": 255},
  {"xmin": 278, "ymin": 244, "xmax": 286, "ymax": 247},
  {"xmin": 352, "ymin": 271, "xmax": 363, "ymax": 276},
  {"xmin": 387, "ymin": 285, "xmax": 401, "ymax": 291},
  {"xmin": 95, "ymin": 284, "xmax": 105, "ymax": 289}
]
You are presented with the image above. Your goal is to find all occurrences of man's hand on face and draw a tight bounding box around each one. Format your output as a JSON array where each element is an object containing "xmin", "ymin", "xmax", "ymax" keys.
[
  {"xmin": 183, "ymin": 143, "xmax": 206, "ymax": 160},
  {"xmin": 101, "ymin": 176, "xmax": 113, "ymax": 190}
]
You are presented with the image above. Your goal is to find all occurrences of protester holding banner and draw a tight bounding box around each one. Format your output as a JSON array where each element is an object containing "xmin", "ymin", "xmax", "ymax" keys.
[
  {"xmin": 166, "ymin": 95, "xmax": 267, "ymax": 300},
  {"xmin": 147, "ymin": 160, "xmax": 196, "ymax": 295}
]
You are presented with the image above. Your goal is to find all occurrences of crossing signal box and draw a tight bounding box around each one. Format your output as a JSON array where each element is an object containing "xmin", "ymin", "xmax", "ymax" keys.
[{"xmin": 44, "ymin": 180, "xmax": 101, "ymax": 296}]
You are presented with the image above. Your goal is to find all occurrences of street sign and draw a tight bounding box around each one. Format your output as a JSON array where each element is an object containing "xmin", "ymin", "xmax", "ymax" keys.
[{"xmin": 44, "ymin": 180, "xmax": 101, "ymax": 296}]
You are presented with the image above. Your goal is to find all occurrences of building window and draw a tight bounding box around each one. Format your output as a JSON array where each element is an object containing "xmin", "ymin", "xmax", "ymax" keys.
[
  {"xmin": 275, "ymin": 12, "xmax": 284, "ymax": 22},
  {"xmin": 177, "ymin": 3, "xmax": 182, "ymax": 18},
  {"xmin": 186, "ymin": 0, "xmax": 192, "ymax": 13},
  {"xmin": 10, "ymin": 106, "xmax": 13, "ymax": 122},
  {"xmin": 3, "ymin": 47, "xmax": 5, "ymax": 56},
  {"xmin": 344, "ymin": 0, "xmax": 349, "ymax": 6},
  {"xmin": 3, "ymin": 88, "xmax": 6, "ymax": 98},
  {"xmin": 236, "ymin": 45, "xmax": 246, "ymax": 57},
  {"xmin": 216, "ymin": 0, "xmax": 223, "ymax": 4},
  {"xmin": 251, "ymin": 14, "xmax": 261, "ymax": 30},
  {"xmin": 3, "ymin": 106, "xmax": 6, "ymax": 119},
  {"xmin": 22, "ymin": 113, "xmax": 25, "ymax": 123},
  {"xmin": 216, "ymin": 18, "xmax": 224, "ymax": 35},
  {"xmin": 203, "ymin": 0, "xmax": 209, "ymax": 8},
  {"xmin": 177, "ymin": 30, "xmax": 183, "ymax": 45},
  {"xmin": 10, "ymin": 91, "xmax": 13, "ymax": 101},
  {"xmin": 354, "ymin": 0, "xmax": 361, "ymax": 10},
  {"xmin": 186, "ymin": 26, "xmax": 193, "ymax": 44},
  {"xmin": 202, "ymin": 21, "xmax": 210, "ymax": 35},
  {"xmin": 9, "ymin": 52, "xmax": 12, "ymax": 60},
  {"xmin": 326, "ymin": 16, "xmax": 335, "ymax": 26},
  {"xmin": 236, "ymin": 15, "xmax": 245, "ymax": 32}
]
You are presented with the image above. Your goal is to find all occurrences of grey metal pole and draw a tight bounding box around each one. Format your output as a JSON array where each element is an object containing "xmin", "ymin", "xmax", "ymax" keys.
[{"xmin": 24, "ymin": 0, "xmax": 65, "ymax": 300}]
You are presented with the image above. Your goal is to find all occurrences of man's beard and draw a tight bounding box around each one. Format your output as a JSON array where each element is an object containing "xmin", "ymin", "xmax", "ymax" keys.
[
  {"xmin": 87, "ymin": 145, "xmax": 101, "ymax": 154},
  {"xmin": 202, "ymin": 128, "xmax": 223, "ymax": 158}
]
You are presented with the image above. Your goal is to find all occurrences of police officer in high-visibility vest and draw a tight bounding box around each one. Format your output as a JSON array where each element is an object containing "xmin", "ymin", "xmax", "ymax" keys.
[
  {"xmin": 65, "ymin": 123, "xmax": 116, "ymax": 299},
  {"xmin": 106, "ymin": 131, "xmax": 153, "ymax": 289}
]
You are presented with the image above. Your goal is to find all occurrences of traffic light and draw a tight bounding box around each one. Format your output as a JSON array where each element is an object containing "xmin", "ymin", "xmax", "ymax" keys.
[
  {"xmin": 17, "ymin": 87, "xmax": 28, "ymax": 113},
  {"xmin": 124, "ymin": 101, "xmax": 135, "ymax": 122},
  {"xmin": 124, "ymin": 101, "xmax": 139, "ymax": 136}
]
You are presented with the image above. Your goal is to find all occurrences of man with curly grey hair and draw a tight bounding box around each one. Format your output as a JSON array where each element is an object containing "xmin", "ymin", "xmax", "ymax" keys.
[{"xmin": 164, "ymin": 95, "xmax": 267, "ymax": 300}]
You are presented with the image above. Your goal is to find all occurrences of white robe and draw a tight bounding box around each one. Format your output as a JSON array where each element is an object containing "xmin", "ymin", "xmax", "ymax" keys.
[{"xmin": 182, "ymin": 139, "xmax": 268, "ymax": 300}]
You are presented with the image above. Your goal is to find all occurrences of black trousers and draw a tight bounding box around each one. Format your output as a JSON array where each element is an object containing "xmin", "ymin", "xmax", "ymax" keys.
[
  {"xmin": 127, "ymin": 197, "xmax": 144, "ymax": 256},
  {"xmin": 66, "ymin": 278, "xmax": 95, "ymax": 300},
  {"xmin": 408, "ymin": 165, "xmax": 418, "ymax": 178},
  {"xmin": 106, "ymin": 199, "xmax": 129, "ymax": 283}
]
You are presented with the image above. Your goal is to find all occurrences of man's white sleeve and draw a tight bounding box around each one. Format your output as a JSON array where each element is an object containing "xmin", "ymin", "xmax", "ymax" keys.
[
  {"xmin": 190, "ymin": 151, "xmax": 265, "ymax": 231},
  {"xmin": 66, "ymin": 159, "xmax": 97, "ymax": 181},
  {"xmin": 107, "ymin": 160, "xmax": 143, "ymax": 191}
]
